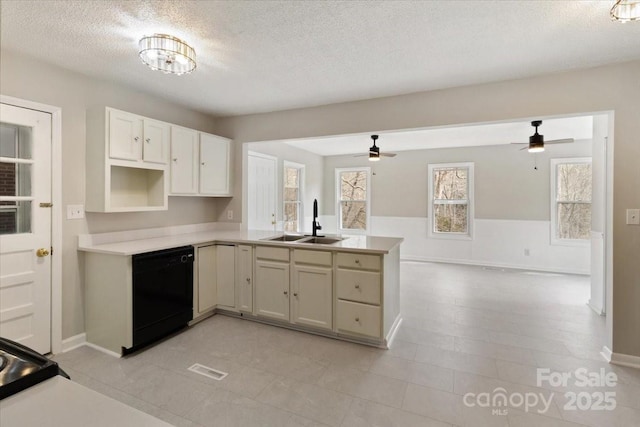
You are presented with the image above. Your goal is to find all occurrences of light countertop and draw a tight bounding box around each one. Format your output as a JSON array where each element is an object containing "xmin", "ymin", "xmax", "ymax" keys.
[
  {"xmin": 78, "ymin": 229, "xmax": 403, "ymax": 256},
  {"xmin": 0, "ymin": 376, "xmax": 172, "ymax": 427}
]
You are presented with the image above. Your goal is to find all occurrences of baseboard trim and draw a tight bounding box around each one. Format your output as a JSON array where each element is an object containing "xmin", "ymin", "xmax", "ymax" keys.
[
  {"xmin": 400, "ymin": 255, "xmax": 590, "ymax": 276},
  {"xmin": 84, "ymin": 342, "xmax": 122, "ymax": 358},
  {"xmin": 611, "ymin": 351, "xmax": 640, "ymax": 369},
  {"xmin": 587, "ymin": 300, "xmax": 605, "ymax": 316},
  {"xmin": 385, "ymin": 315, "xmax": 403, "ymax": 349},
  {"xmin": 61, "ymin": 333, "xmax": 86, "ymax": 353}
]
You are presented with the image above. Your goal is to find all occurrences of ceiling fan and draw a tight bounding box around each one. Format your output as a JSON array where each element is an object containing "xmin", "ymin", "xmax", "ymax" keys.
[
  {"xmin": 512, "ymin": 120, "xmax": 574, "ymax": 153},
  {"xmin": 354, "ymin": 135, "xmax": 397, "ymax": 161}
]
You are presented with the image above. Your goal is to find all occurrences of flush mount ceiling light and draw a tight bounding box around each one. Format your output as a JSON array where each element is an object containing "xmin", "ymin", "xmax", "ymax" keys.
[
  {"xmin": 138, "ymin": 34, "xmax": 196, "ymax": 75},
  {"xmin": 611, "ymin": 0, "xmax": 640, "ymax": 22}
]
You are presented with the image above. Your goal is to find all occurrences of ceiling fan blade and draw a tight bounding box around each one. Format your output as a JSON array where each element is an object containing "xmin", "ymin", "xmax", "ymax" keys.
[
  {"xmin": 380, "ymin": 152, "xmax": 397, "ymax": 157},
  {"xmin": 353, "ymin": 153, "xmax": 368, "ymax": 157},
  {"xmin": 545, "ymin": 138, "xmax": 574, "ymax": 144},
  {"xmin": 510, "ymin": 142, "xmax": 528, "ymax": 145},
  {"xmin": 519, "ymin": 146, "xmax": 529, "ymax": 151}
]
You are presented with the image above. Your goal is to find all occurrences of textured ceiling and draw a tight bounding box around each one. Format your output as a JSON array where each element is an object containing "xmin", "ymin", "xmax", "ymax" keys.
[
  {"xmin": 281, "ymin": 115, "xmax": 594, "ymax": 156},
  {"xmin": 1, "ymin": 1, "xmax": 639, "ymax": 117}
]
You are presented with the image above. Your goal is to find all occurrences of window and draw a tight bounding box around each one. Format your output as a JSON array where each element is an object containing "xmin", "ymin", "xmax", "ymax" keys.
[
  {"xmin": 428, "ymin": 162, "xmax": 474, "ymax": 238},
  {"xmin": 283, "ymin": 162, "xmax": 304, "ymax": 233},
  {"xmin": 551, "ymin": 158, "xmax": 592, "ymax": 243},
  {"xmin": 336, "ymin": 167, "xmax": 370, "ymax": 233}
]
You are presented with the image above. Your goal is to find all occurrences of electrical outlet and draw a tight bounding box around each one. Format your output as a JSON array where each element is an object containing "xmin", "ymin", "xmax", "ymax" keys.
[
  {"xmin": 627, "ymin": 209, "xmax": 640, "ymax": 225},
  {"xmin": 227, "ymin": 210, "xmax": 233, "ymax": 220},
  {"xmin": 524, "ymin": 249, "xmax": 530, "ymax": 256},
  {"xmin": 67, "ymin": 204, "xmax": 85, "ymax": 220}
]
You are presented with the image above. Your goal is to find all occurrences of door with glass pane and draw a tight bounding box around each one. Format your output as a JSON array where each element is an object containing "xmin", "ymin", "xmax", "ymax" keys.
[{"xmin": 0, "ymin": 103, "xmax": 52, "ymax": 354}]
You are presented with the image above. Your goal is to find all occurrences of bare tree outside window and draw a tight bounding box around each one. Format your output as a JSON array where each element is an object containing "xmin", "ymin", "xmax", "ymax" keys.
[
  {"xmin": 432, "ymin": 167, "xmax": 469, "ymax": 233},
  {"xmin": 556, "ymin": 162, "xmax": 591, "ymax": 240},
  {"xmin": 338, "ymin": 170, "xmax": 368, "ymax": 230},
  {"xmin": 283, "ymin": 166, "xmax": 301, "ymax": 232}
]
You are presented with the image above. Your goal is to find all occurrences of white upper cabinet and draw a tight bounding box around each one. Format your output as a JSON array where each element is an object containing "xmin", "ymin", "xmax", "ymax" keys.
[
  {"xmin": 108, "ymin": 109, "xmax": 169, "ymax": 165},
  {"xmin": 108, "ymin": 109, "xmax": 142, "ymax": 161},
  {"xmin": 199, "ymin": 133, "xmax": 231, "ymax": 196},
  {"xmin": 170, "ymin": 129, "xmax": 233, "ymax": 197},
  {"xmin": 142, "ymin": 119, "xmax": 170, "ymax": 164},
  {"xmin": 170, "ymin": 126, "xmax": 199, "ymax": 194}
]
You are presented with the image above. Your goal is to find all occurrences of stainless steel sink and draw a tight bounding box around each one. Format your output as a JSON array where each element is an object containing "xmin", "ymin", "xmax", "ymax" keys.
[
  {"xmin": 298, "ymin": 236, "xmax": 343, "ymax": 245},
  {"xmin": 262, "ymin": 234, "xmax": 307, "ymax": 242}
]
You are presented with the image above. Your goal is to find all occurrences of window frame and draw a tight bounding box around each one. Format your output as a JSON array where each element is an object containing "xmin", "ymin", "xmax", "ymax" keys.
[
  {"xmin": 283, "ymin": 160, "xmax": 305, "ymax": 233},
  {"xmin": 335, "ymin": 166, "xmax": 371, "ymax": 235},
  {"xmin": 550, "ymin": 157, "xmax": 592, "ymax": 246},
  {"xmin": 427, "ymin": 162, "xmax": 474, "ymax": 240}
]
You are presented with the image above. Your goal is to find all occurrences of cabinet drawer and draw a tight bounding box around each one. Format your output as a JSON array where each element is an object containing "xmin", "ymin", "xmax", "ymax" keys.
[
  {"xmin": 336, "ymin": 300, "xmax": 381, "ymax": 338},
  {"xmin": 336, "ymin": 252, "xmax": 380, "ymax": 271},
  {"xmin": 256, "ymin": 246, "xmax": 290, "ymax": 262},
  {"xmin": 294, "ymin": 249, "xmax": 332, "ymax": 267},
  {"xmin": 336, "ymin": 269, "xmax": 380, "ymax": 305}
]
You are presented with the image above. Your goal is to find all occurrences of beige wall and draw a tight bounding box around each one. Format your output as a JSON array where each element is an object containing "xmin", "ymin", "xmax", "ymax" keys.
[
  {"xmin": 322, "ymin": 141, "xmax": 592, "ymax": 220},
  {"xmin": 215, "ymin": 60, "xmax": 640, "ymax": 358},
  {"xmin": 1, "ymin": 50, "xmax": 224, "ymax": 339}
]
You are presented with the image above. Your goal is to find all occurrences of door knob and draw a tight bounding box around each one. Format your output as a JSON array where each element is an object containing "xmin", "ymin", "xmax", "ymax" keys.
[{"xmin": 36, "ymin": 248, "xmax": 50, "ymax": 257}]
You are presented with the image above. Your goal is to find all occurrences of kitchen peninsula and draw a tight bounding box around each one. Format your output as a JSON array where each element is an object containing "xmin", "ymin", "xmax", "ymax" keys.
[{"xmin": 78, "ymin": 224, "xmax": 403, "ymax": 355}]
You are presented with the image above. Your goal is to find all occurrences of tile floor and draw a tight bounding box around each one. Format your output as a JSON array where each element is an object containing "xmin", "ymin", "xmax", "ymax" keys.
[{"xmin": 52, "ymin": 262, "xmax": 640, "ymax": 426}]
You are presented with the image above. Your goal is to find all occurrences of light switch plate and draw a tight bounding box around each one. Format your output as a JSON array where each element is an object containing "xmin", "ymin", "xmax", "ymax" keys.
[
  {"xmin": 627, "ymin": 209, "xmax": 640, "ymax": 225},
  {"xmin": 67, "ymin": 204, "xmax": 85, "ymax": 220},
  {"xmin": 227, "ymin": 210, "xmax": 233, "ymax": 220}
]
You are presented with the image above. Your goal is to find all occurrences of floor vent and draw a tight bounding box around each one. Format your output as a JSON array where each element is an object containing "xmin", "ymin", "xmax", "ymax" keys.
[{"xmin": 188, "ymin": 363, "xmax": 228, "ymax": 381}]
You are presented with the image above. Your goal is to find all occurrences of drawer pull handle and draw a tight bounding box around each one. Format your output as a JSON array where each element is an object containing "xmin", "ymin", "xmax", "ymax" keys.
[
  {"xmin": 293, "ymin": 292, "xmax": 298, "ymax": 297},
  {"xmin": 355, "ymin": 317, "xmax": 360, "ymax": 322},
  {"xmin": 134, "ymin": 136, "xmax": 140, "ymax": 142},
  {"xmin": 355, "ymin": 259, "xmax": 360, "ymax": 264},
  {"xmin": 145, "ymin": 138, "xmax": 150, "ymax": 143},
  {"xmin": 355, "ymin": 284, "xmax": 360, "ymax": 289},
  {"xmin": 284, "ymin": 291, "xmax": 288, "ymax": 296},
  {"xmin": 246, "ymin": 277, "xmax": 251, "ymax": 283}
]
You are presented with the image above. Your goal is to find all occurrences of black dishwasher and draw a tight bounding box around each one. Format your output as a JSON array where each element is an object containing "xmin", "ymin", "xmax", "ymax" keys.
[{"xmin": 131, "ymin": 246, "xmax": 194, "ymax": 353}]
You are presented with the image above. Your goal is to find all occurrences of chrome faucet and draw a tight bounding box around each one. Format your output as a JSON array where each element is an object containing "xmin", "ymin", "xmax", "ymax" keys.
[{"xmin": 312, "ymin": 198, "xmax": 322, "ymax": 237}]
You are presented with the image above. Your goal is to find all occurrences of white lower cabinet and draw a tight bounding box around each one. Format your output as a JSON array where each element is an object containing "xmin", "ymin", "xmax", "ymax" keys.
[
  {"xmin": 216, "ymin": 245, "xmax": 236, "ymax": 309},
  {"xmin": 335, "ymin": 253, "xmax": 383, "ymax": 339},
  {"xmin": 235, "ymin": 245, "xmax": 253, "ymax": 312},
  {"xmin": 194, "ymin": 244, "xmax": 236, "ymax": 319},
  {"xmin": 255, "ymin": 259, "xmax": 290, "ymax": 321},
  {"xmin": 195, "ymin": 245, "xmax": 217, "ymax": 317},
  {"xmin": 291, "ymin": 249, "xmax": 333, "ymax": 330}
]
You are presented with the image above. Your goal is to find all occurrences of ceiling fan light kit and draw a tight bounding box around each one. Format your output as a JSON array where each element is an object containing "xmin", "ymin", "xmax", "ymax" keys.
[
  {"xmin": 610, "ymin": 0, "xmax": 640, "ymax": 22},
  {"xmin": 528, "ymin": 120, "xmax": 545, "ymax": 153},
  {"xmin": 369, "ymin": 135, "xmax": 381, "ymax": 161},
  {"xmin": 138, "ymin": 34, "xmax": 196, "ymax": 75}
]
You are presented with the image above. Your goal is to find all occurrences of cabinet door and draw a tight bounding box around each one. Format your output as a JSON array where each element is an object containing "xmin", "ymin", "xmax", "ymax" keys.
[
  {"xmin": 291, "ymin": 265, "xmax": 332, "ymax": 330},
  {"xmin": 236, "ymin": 245, "xmax": 253, "ymax": 313},
  {"xmin": 255, "ymin": 260, "xmax": 289, "ymax": 321},
  {"xmin": 196, "ymin": 245, "xmax": 217, "ymax": 315},
  {"xmin": 199, "ymin": 133, "xmax": 231, "ymax": 195},
  {"xmin": 216, "ymin": 245, "xmax": 236, "ymax": 308},
  {"xmin": 142, "ymin": 119, "xmax": 169, "ymax": 164},
  {"xmin": 109, "ymin": 109, "xmax": 142, "ymax": 161},
  {"xmin": 170, "ymin": 126, "xmax": 199, "ymax": 194}
]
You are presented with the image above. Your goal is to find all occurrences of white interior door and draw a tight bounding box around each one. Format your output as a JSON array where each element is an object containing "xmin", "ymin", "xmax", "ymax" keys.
[
  {"xmin": 0, "ymin": 103, "xmax": 52, "ymax": 354},
  {"xmin": 247, "ymin": 152, "xmax": 276, "ymax": 231}
]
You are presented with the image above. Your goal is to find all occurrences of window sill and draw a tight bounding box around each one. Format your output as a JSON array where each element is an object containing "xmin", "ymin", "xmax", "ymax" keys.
[{"xmin": 428, "ymin": 232, "xmax": 473, "ymax": 241}]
